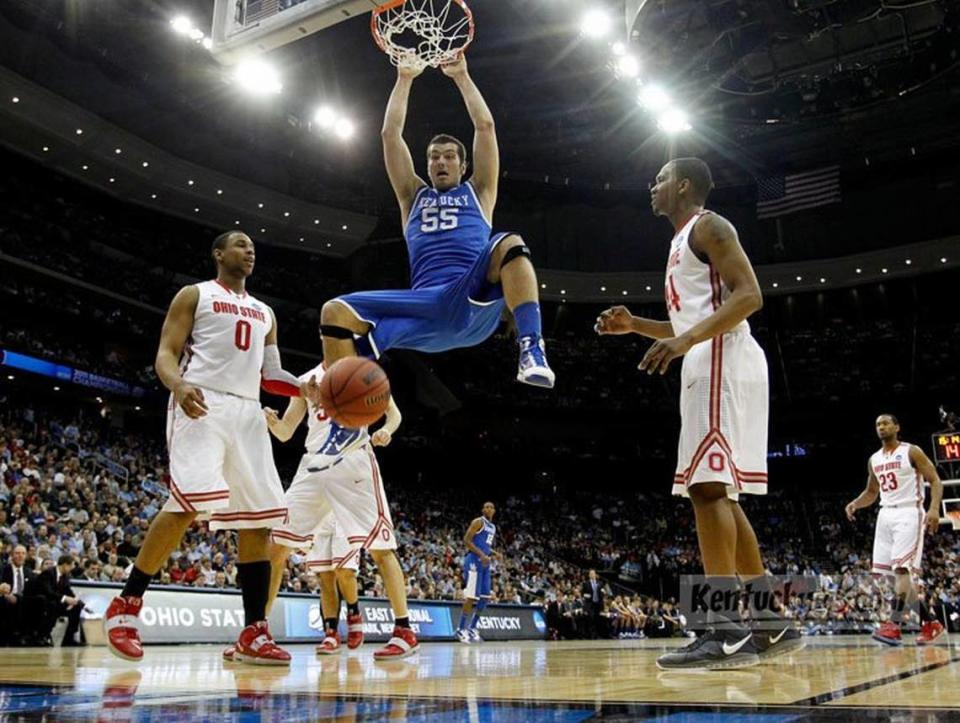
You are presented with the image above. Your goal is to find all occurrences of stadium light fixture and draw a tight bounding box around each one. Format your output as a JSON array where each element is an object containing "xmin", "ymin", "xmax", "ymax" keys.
[
  {"xmin": 42, "ymin": 146, "xmax": 49, "ymax": 152},
  {"xmin": 233, "ymin": 58, "xmax": 282, "ymax": 97},
  {"xmin": 81, "ymin": 165, "xmax": 88, "ymax": 170},
  {"xmin": 622, "ymin": 290, "xmax": 628, "ymax": 296},
  {"xmin": 284, "ymin": 211, "xmax": 290, "ymax": 217},
  {"xmin": 541, "ymin": 283, "xmax": 547, "ymax": 289},
  {"xmin": 941, "ymin": 257, "xmax": 948, "ymax": 263},
  {"xmin": 855, "ymin": 267, "xmax": 862, "ymax": 274},
  {"xmin": 905, "ymin": 259, "xmax": 912, "ymax": 265},
  {"xmin": 611, "ymin": 42, "xmax": 626, "ymax": 56},
  {"xmin": 580, "ymin": 8, "xmax": 613, "ymax": 39},
  {"xmin": 109, "ymin": 177, "xmax": 115, "ymax": 183},
  {"xmin": 187, "ymin": 179, "xmax": 194, "ymax": 185},
  {"xmin": 11, "ymin": 96, "xmax": 19, "ymax": 103},
  {"xmin": 151, "ymin": 194, "xmax": 157, "ymax": 199},
  {"xmin": 657, "ymin": 108, "xmax": 691, "ymax": 134},
  {"xmin": 560, "ymin": 289, "xmax": 566, "ymax": 295},
  {"xmin": 114, "ymin": 148, "xmax": 122, "ymax": 154},
  {"xmin": 615, "ymin": 55, "xmax": 640, "ymax": 79},
  {"xmin": 170, "ymin": 16, "xmax": 193, "ymax": 35},
  {"xmin": 645, "ymin": 285, "xmax": 651, "ymax": 291},
  {"xmin": 76, "ymin": 128, "xmax": 83, "ymax": 135},
  {"xmin": 258, "ymin": 202, "xmax": 264, "ymax": 208},
  {"xmin": 6, "ymin": 375, "xmax": 13, "ymax": 380},
  {"xmin": 260, "ymin": 228, "xmax": 266, "ymax": 233},
  {"xmin": 638, "ymin": 85, "xmax": 670, "ymax": 112},
  {"xmin": 326, "ymin": 242, "xmax": 332, "ymax": 248},
  {"xmin": 341, "ymin": 224, "xmax": 348, "ymax": 231},
  {"xmin": 314, "ymin": 219, "xmax": 320, "ymax": 224},
  {"xmin": 334, "ymin": 118, "xmax": 355, "ymax": 140},
  {"xmin": 881, "ymin": 268, "xmax": 888, "ymax": 274},
  {"xmin": 820, "ymin": 278, "xmax": 826, "ymax": 283},
  {"xmin": 142, "ymin": 161, "xmax": 149, "ymax": 167},
  {"xmin": 772, "ymin": 282, "xmax": 779, "ymax": 288},
  {"xmin": 313, "ymin": 105, "xmax": 337, "ymax": 129},
  {"xmin": 796, "ymin": 275, "xmax": 802, "ymax": 281},
  {"xmin": 600, "ymin": 285, "xmax": 606, "ymax": 291},
  {"xmin": 217, "ymin": 189, "xmax": 223, "ymax": 195},
  {"xmin": 194, "ymin": 208, "xmax": 200, "ymax": 213}
]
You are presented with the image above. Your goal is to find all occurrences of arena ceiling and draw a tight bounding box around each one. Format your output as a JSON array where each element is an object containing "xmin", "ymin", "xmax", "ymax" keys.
[{"xmin": 1, "ymin": 0, "xmax": 958, "ymax": 209}]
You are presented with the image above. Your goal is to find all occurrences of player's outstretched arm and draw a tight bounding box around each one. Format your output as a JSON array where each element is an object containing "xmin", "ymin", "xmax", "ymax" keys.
[
  {"xmin": 910, "ymin": 445, "xmax": 943, "ymax": 532},
  {"xmin": 382, "ymin": 63, "xmax": 427, "ymax": 224},
  {"xmin": 155, "ymin": 285, "xmax": 207, "ymax": 419},
  {"xmin": 263, "ymin": 398, "xmax": 307, "ymax": 443},
  {"xmin": 441, "ymin": 56, "xmax": 498, "ymax": 217},
  {"xmin": 372, "ymin": 397, "xmax": 402, "ymax": 447},
  {"xmin": 262, "ymin": 310, "xmax": 321, "ymax": 402},
  {"xmin": 594, "ymin": 306, "xmax": 674, "ymax": 339},
  {"xmin": 845, "ymin": 462, "xmax": 881, "ymax": 521}
]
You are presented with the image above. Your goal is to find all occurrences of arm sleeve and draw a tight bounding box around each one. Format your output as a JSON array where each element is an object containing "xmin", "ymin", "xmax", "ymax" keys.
[{"xmin": 260, "ymin": 344, "xmax": 302, "ymax": 397}]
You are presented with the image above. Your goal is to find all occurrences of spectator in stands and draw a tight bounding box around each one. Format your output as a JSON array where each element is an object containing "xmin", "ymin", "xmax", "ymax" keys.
[
  {"xmin": 0, "ymin": 544, "xmax": 33, "ymax": 645},
  {"xmin": 22, "ymin": 554, "xmax": 84, "ymax": 646}
]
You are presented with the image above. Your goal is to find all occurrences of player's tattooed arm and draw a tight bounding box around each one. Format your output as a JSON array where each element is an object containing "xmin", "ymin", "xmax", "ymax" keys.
[
  {"xmin": 382, "ymin": 62, "xmax": 427, "ymax": 225},
  {"xmin": 845, "ymin": 461, "xmax": 881, "ymax": 521},
  {"xmin": 372, "ymin": 397, "xmax": 401, "ymax": 447},
  {"xmin": 910, "ymin": 444, "xmax": 942, "ymax": 532},
  {"xmin": 639, "ymin": 214, "xmax": 763, "ymax": 375},
  {"xmin": 263, "ymin": 397, "xmax": 308, "ymax": 442},
  {"xmin": 442, "ymin": 55, "xmax": 498, "ymax": 218},
  {"xmin": 156, "ymin": 285, "xmax": 208, "ymax": 419}
]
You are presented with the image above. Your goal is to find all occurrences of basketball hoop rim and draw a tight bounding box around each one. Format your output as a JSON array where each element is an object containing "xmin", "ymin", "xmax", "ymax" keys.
[{"xmin": 370, "ymin": 0, "xmax": 475, "ymax": 62}]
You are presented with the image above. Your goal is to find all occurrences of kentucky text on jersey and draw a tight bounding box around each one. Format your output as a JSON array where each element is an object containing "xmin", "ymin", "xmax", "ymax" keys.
[{"xmin": 405, "ymin": 182, "xmax": 491, "ymax": 290}]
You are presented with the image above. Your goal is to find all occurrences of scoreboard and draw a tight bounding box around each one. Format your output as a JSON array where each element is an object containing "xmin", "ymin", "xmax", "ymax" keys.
[{"xmin": 932, "ymin": 433, "xmax": 960, "ymax": 464}]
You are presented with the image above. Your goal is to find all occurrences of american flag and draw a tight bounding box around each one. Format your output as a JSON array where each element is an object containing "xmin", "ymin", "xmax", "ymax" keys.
[{"xmin": 756, "ymin": 166, "xmax": 841, "ymax": 219}]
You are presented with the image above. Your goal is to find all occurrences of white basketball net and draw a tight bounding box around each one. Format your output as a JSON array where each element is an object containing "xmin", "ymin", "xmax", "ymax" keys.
[{"xmin": 371, "ymin": 0, "xmax": 474, "ymax": 70}]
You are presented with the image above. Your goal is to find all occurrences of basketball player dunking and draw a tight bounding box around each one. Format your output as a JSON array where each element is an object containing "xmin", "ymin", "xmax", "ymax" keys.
[
  {"xmin": 845, "ymin": 414, "xmax": 944, "ymax": 646},
  {"xmin": 105, "ymin": 231, "xmax": 318, "ymax": 665},
  {"xmin": 596, "ymin": 158, "xmax": 801, "ymax": 670},
  {"xmin": 310, "ymin": 55, "xmax": 554, "ymax": 471},
  {"xmin": 457, "ymin": 502, "xmax": 496, "ymax": 644}
]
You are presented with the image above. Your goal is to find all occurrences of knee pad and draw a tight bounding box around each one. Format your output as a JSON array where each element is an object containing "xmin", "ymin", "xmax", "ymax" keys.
[
  {"xmin": 319, "ymin": 324, "xmax": 354, "ymax": 340},
  {"xmin": 499, "ymin": 243, "xmax": 531, "ymax": 270}
]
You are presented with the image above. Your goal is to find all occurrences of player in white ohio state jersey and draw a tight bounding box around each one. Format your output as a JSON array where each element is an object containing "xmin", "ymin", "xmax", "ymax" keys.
[
  {"xmin": 845, "ymin": 414, "xmax": 944, "ymax": 646},
  {"xmin": 104, "ymin": 230, "xmax": 321, "ymax": 667},
  {"xmin": 596, "ymin": 157, "xmax": 800, "ymax": 671},
  {"xmin": 259, "ymin": 362, "xmax": 419, "ymax": 660}
]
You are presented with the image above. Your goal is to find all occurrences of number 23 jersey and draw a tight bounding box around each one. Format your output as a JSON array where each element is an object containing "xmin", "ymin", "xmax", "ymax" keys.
[{"xmin": 180, "ymin": 280, "xmax": 273, "ymax": 400}]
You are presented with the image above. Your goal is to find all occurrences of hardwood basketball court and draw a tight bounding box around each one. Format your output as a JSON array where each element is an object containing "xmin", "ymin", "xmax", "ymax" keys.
[{"xmin": 1, "ymin": 637, "xmax": 958, "ymax": 719}]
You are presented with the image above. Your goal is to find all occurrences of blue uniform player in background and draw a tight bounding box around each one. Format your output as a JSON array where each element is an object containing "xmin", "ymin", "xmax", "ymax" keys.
[
  {"xmin": 458, "ymin": 501, "xmax": 497, "ymax": 644},
  {"xmin": 310, "ymin": 54, "xmax": 554, "ymax": 470}
]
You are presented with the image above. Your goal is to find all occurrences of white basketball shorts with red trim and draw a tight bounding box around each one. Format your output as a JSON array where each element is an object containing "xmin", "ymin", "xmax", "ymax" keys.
[
  {"xmin": 162, "ymin": 389, "xmax": 287, "ymax": 530},
  {"xmin": 872, "ymin": 504, "xmax": 925, "ymax": 576},
  {"xmin": 673, "ymin": 330, "xmax": 769, "ymax": 502},
  {"xmin": 303, "ymin": 514, "xmax": 358, "ymax": 573},
  {"xmin": 270, "ymin": 444, "xmax": 396, "ymax": 570}
]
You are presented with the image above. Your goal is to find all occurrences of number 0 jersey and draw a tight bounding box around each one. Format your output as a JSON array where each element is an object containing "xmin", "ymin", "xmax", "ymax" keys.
[
  {"xmin": 404, "ymin": 181, "xmax": 492, "ymax": 289},
  {"xmin": 665, "ymin": 211, "xmax": 750, "ymax": 337},
  {"xmin": 179, "ymin": 280, "xmax": 273, "ymax": 400},
  {"xmin": 870, "ymin": 442, "xmax": 924, "ymax": 507}
]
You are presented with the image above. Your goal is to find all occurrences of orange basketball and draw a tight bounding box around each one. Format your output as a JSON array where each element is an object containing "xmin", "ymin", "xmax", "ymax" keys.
[{"xmin": 319, "ymin": 357, "xmax": 391, "ymax": 428}]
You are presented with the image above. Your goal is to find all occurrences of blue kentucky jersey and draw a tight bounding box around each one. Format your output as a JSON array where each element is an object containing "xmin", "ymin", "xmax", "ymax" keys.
[
  {"xmin": 470, "ymin": 518, "xmax": 497, "ymax": 557},
  {"xmin": 405, "ymin": 181, "xmax": 492, "ymax": 290}
]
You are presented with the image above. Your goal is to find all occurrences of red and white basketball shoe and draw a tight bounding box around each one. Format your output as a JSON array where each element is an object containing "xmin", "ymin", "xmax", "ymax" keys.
[
  {"xmin": 872, "ymin": 621, "xmax": 903, "ymax": 646},
  {"xmin": 347, "ymin": 613, "xmax": 364, "ymax": 649},
  {"xmin": 316, "ymin": 630, "xmax": 342, "ymax": 656},
  {"xmin": 223, "ymin": 645, "xmax": 238, "ymax": 662},
  {"xmin": 917, "ymin": 621, "xmax": 945, "ymax": 645},
  {"xmin": 104, "ymin": 595, "xmax": 144, "ymax": 661},
  {"xmin": 233, "ymin": 621, "xmax": 291, "ymax": 666},
  {"xmin": 373, "ymin": 626, "xmax": 419, "ymax": 660}
]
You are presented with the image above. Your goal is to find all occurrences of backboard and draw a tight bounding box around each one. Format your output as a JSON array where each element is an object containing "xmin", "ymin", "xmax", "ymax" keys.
[{"xmin": 211, "ymin": 0, "xmax": 380, "ymax": 64}]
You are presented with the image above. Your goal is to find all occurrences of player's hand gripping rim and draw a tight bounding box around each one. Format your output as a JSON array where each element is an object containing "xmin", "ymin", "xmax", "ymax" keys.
[
  {"xmin": 174, "ymin": 382, "xmax": 208, "ymax": 419},
  {"xmin": 639, "ymin": 335, "xmax": 694, "ymax": 375}
]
